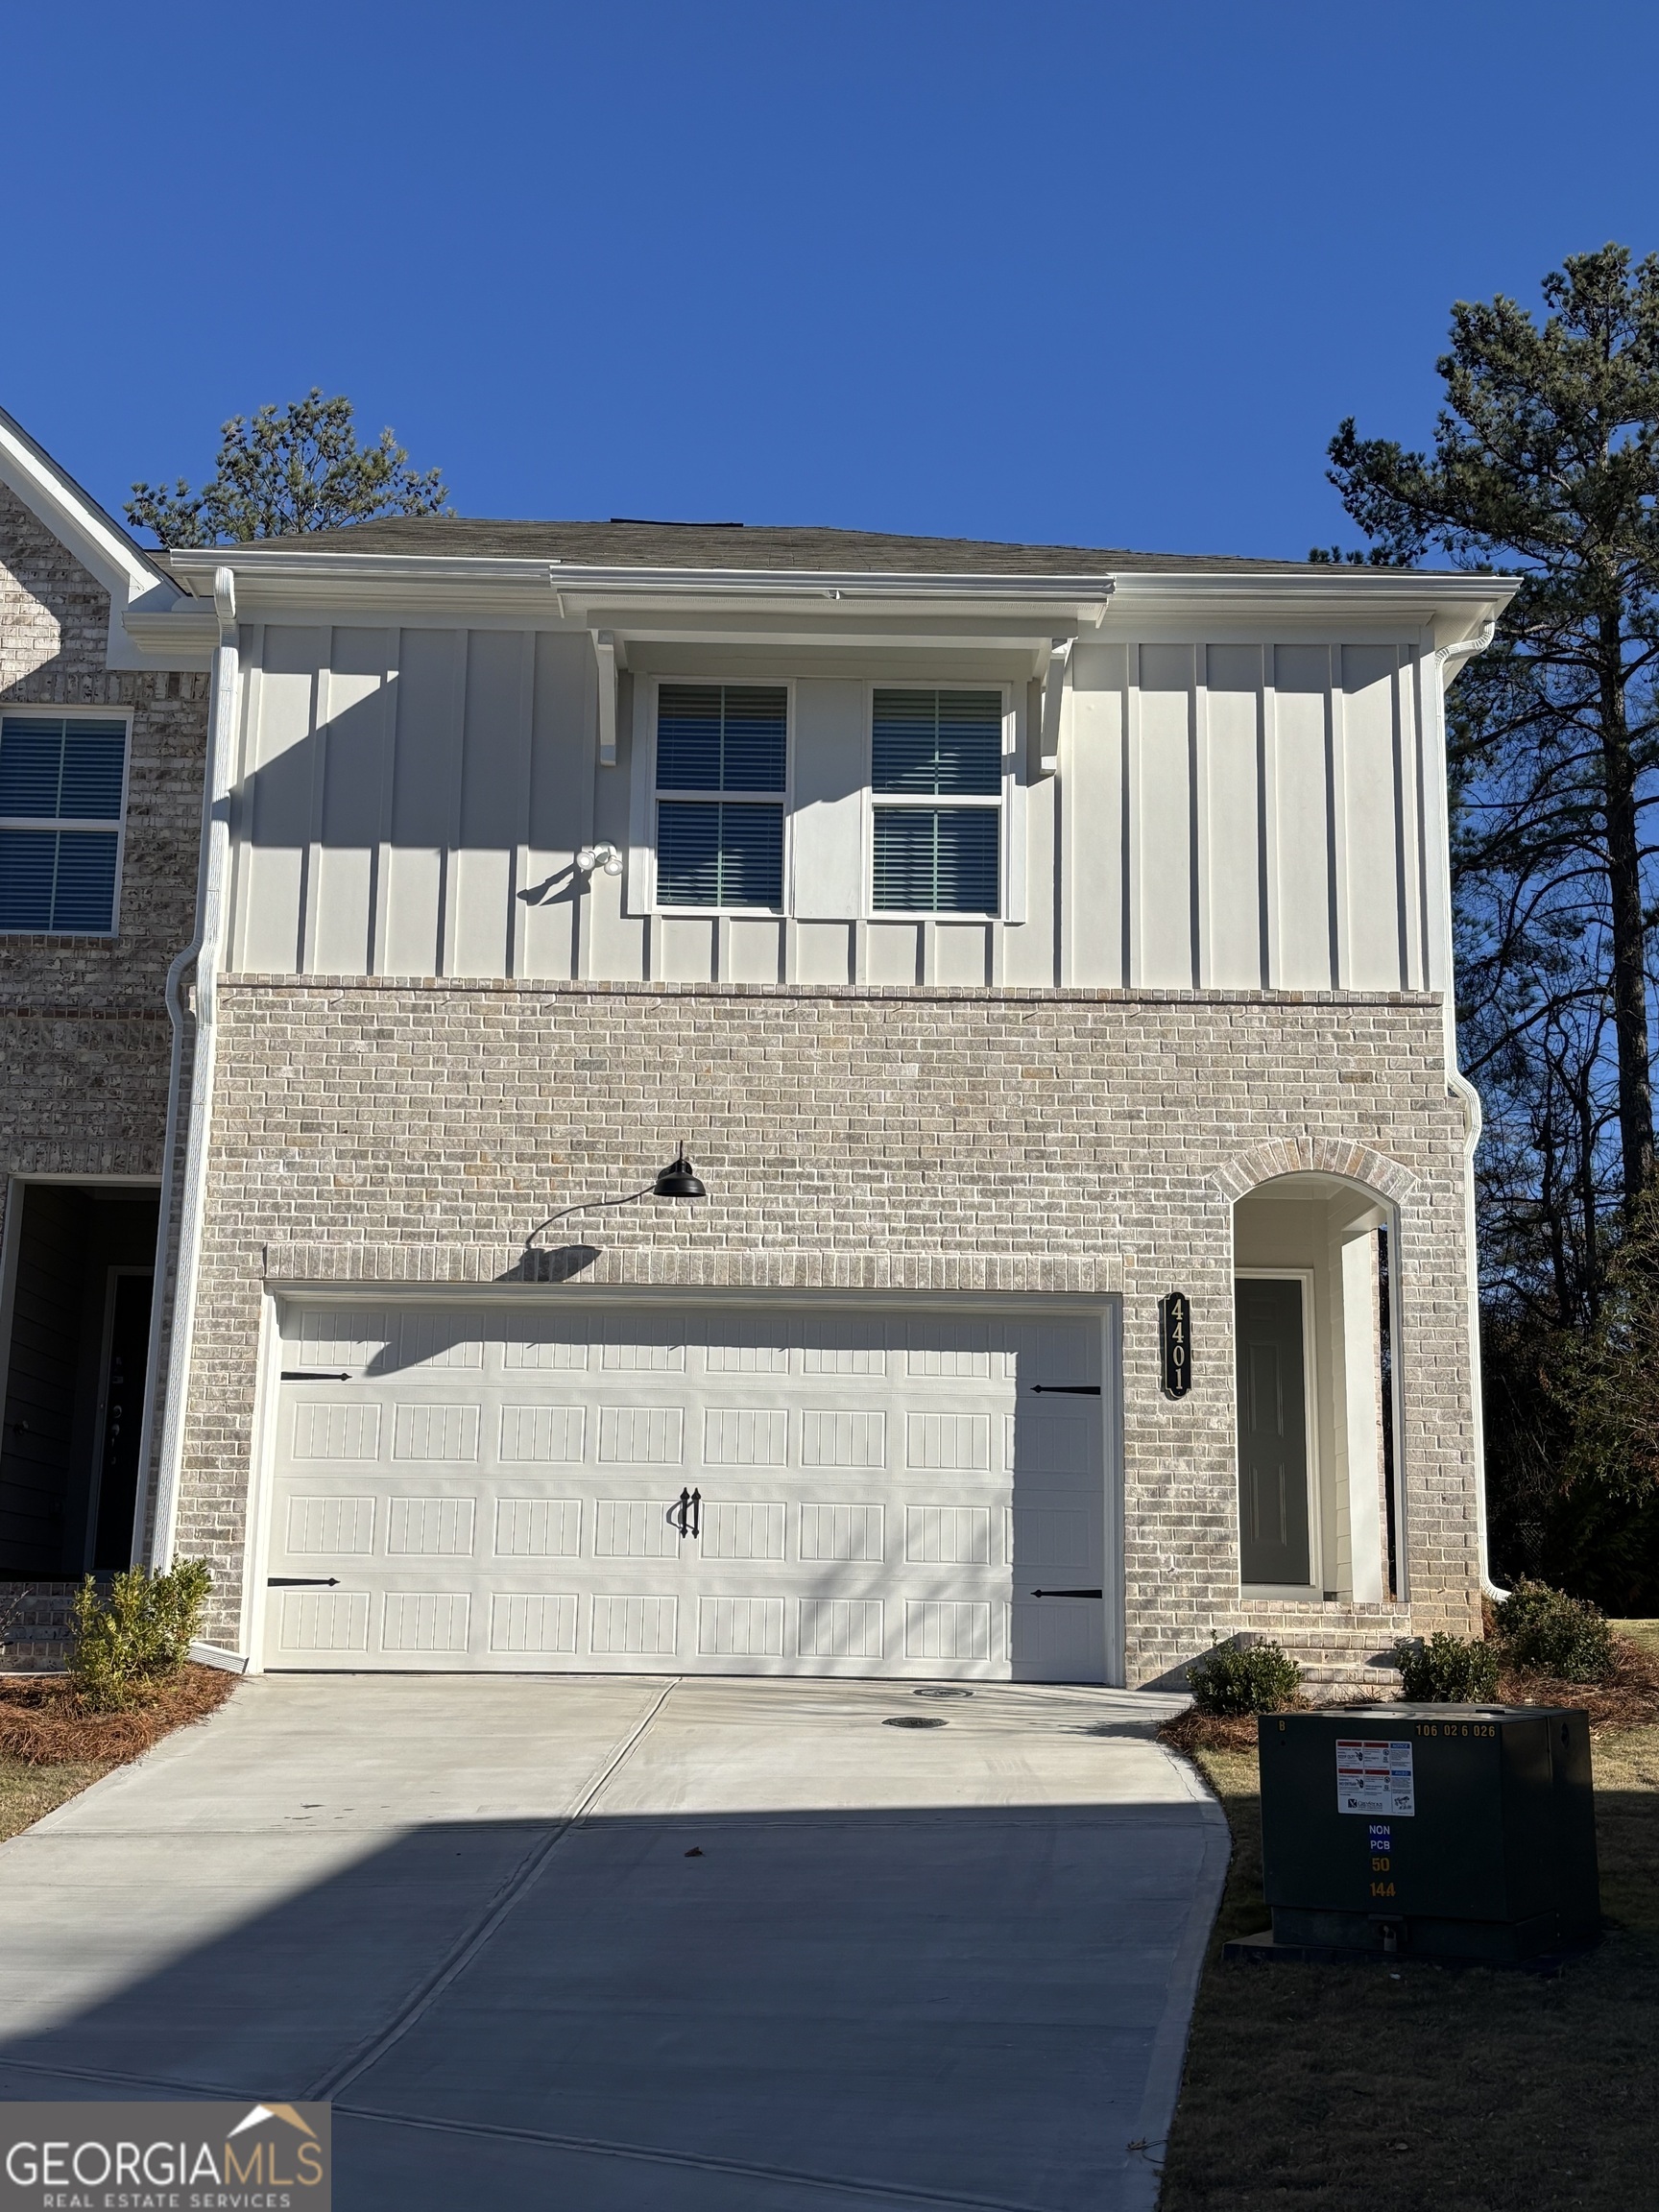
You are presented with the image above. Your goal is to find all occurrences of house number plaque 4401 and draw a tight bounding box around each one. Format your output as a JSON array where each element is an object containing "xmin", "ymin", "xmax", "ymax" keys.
[{"xmin": 1159, "ymin": 1291, "xmax": 1192, "ymax": 1399}]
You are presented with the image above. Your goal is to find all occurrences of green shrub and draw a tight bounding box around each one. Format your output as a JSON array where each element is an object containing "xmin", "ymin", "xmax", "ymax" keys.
[
  {"xmin": 69, "ymin": 1559, "xmax": 212, "ymax": 1711},
  {"xmin": 1393, "ymin": 1631, "xmax": 1500, "ymax": 1702},
  {"xmin": 1187, "ymin": 1639, "xmax": 1303, "ymax": 1717},
  {"xmin": 1494, "ymin": 1578, "xmax": 1616, "ymax": 1682}
]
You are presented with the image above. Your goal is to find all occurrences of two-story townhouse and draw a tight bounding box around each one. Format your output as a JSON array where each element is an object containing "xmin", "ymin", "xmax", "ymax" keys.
[{"xmin": 0, "ymin": 419, "xmax": 1518, "ymax": 1689}]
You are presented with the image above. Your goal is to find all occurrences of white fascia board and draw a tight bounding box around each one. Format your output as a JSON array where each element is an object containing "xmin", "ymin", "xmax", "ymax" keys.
[
  {"xmin": 161, "ymin": 548, "xmax": 1522, "ymax": 663},
  {"xmin": 1102, "ymin": 568, "xmax": 1520, "ymax": 637},
  {"xmin": 167, "ymin": 546, "xmax": 1117, "ymax": 625},
  {"xmin": 0, "ymin": 405, "xmax": 202, "ymax": 670}
]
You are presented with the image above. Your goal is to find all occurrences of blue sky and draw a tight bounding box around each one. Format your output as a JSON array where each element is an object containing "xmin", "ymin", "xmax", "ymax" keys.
[{"xmin": 11, "ymin": 0, "xmax": 1658, "ymax": 560}]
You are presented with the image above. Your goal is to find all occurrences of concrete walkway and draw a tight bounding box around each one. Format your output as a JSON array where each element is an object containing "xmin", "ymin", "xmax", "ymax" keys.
[{"xmin": 0, "ymin": 1675, "xmax": 1224, "ymax": 2210}]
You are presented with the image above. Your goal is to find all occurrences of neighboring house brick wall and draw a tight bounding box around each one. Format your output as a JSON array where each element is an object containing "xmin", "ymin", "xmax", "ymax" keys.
[
  {"xmin": 178, "ymin": 976, "xmax": 1479, "ymax": 1682},
  {"xmin": 0, "ymin": 485, "xmax": 209, "ymax": 1635}
]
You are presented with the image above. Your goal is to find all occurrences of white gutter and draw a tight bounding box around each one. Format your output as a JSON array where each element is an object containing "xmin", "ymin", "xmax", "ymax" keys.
[
  {"xmin": 136, "ymin": 566, "xmax": 239, "ymax": 1570},
  {"xmin": 1431, "ymin": 631, "xmax": 1506, "ymax": 1604}
]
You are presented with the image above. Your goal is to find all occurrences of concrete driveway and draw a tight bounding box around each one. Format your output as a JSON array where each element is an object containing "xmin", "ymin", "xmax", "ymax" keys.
[{"xmin": 0, "ymin": 1675, "xmax": 1224, "ymax": 2210}]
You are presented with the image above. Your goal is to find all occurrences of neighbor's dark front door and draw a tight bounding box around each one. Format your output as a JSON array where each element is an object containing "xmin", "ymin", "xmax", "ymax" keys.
[
  {"xmin": 1235, "ymin": 1277, "xmax": 1311, "ymax": 1586},
  {"xmin": 90, "ymin": 1271, "xmax": 153, "ymax": 1570}
]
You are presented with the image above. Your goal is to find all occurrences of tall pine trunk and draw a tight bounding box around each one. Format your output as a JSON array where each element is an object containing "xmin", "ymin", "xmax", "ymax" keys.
[{"xmin": 1599, "ymin": 610, "xmax": 1654, "ymax": 1208}]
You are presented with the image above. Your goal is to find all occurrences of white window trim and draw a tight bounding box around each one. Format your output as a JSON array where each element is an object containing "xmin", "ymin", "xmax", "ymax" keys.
[
  {"xmin": 1235, "ymin": 1265, "xmax": 1325, "ymax": 1599},
  {"xmin": 0, "ymin": 705, "xmax": 134, "ymax": 938},
  {"xmin": 861, "ymin": 682, "xmax": 1018, "ymax": 923},
  {"xmin": 629, "ymin": 673, "xmax": 795, "ymax": 917}
]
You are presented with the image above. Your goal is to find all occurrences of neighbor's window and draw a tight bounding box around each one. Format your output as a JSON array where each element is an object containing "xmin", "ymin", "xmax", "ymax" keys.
[
  {"xmin": 871, "ymin": 688, "xmax": 1002, "ymax": 914},
  {"xmin": 656, "ymin": 684, "xmax": 786, "ymax": 908},
  {"xmin": 0, "ymin": 715, "xmax": 129, "ymax": 934}
]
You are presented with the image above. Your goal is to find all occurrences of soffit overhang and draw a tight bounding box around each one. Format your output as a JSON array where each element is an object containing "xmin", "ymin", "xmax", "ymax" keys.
[{"xmin": 136, "ymin": 549, "xmax": 1521, "ymax": 663}]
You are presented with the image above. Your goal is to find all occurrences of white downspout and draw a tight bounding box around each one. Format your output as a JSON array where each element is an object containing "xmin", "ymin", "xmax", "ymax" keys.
[
  {"xmin": 141, "ymin": 565, "xmax": 239, "ymax": 1569},
  {"xmin": 1434, "ymin": 629, "xmax": 1505, "ymax": 1602},
  {"xmin": 1446, "ymin": 1061, "xmax": 1503, "ymax": 1600}
]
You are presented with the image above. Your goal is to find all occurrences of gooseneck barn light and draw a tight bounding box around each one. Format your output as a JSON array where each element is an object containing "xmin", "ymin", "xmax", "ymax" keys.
[
  {"xmin": 651, "ymin": 1149, "xmax": 707, "ymax": 1199},
  {"xmin": 524, "ymin": 1147, "xmax": 707, "ymax": 1249}
]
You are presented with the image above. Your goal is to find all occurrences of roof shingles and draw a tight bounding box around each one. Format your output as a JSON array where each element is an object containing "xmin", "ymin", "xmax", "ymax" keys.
[{"xmin": 252, "ymin": 515, "xmax": 1314, "ymax": 576}]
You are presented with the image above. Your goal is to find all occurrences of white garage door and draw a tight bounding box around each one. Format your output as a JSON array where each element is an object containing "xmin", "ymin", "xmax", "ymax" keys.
[{"xmin": 261, "ymin": 1301, "xmax": 1110, "ymax": 1681}]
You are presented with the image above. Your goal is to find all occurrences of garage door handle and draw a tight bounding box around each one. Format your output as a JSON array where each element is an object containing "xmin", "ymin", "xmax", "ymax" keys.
[
  {"xmin": 268, "ymin": 1576, "xmax": 341, "ymax": 1588},
  {"xmin": 669, "ymin": 1489, "xmax": 703, "ymax": 1540},
  {"xmin": 1030, "ymin": 1588, "xmax": 1103, "ymax": 1599},
  {"xmin": 1031, "ymin": 1384, "xmax": 1101, "ymax": 1396}
]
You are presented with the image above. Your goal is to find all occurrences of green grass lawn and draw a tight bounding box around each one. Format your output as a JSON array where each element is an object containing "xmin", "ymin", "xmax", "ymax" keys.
[
  {"xmin": 0, "ymin": 1756, "xmax": 114, "ymax": 1843},
  {"xmin": 1161, "ymin": 1713, "xmax": 1659, "ymax": 2211}
]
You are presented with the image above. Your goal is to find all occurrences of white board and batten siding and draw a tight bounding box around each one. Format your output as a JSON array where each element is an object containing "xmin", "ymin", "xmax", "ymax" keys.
[
  {"xmin": 259, "ymin": 1301, "xmax": 1114, "ymax": 1682},
  {"xmin": 1065, "ymin": 640, "xmax": 1439, "ymax": 993},
  {"xmin": 225, "ymin": 624, "xmax": 1445, "ymax": 995}
]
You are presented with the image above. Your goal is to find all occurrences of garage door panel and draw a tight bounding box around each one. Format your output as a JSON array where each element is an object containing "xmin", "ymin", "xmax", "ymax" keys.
[
  {"xmin": 904, "ymin": 1504, "xmax": 993, "ymax": 1565},
  {"xmin": 493, "ymin": 1495, "xmax": 584, "ymax": 1557},
  {"xmin": 268, "ymin": 1300, "xmax": 1110, "ymax": 1680},
  {"xmin": 500, "ymin": 1323, "xmax": 590, "ymax": 1371},
  {"xmin": 701, "ymin": 1501, "xmax": 786, "ymax": 1559},
  {"xmin": 390, "ymin": 1402, "xmax": 481, "ymax": 1462},
  {"xmin": 293, "ymin": 1310, "xmax": 392, "ymax": 1369},
  {"xmin": 498, "ymin": 1403, "xmax": 587, "ymax": 1463},
  {"xmin": 284, "ymin": 1493, "xmax": 377, "ymax": 1556},
  {"xmin": 276, "ymin": 1588, "xmax": 371, "ymax": 1655},
  {"xmin": 904, "ymin": 1599, "xmax": 994, "ymax": 1663},
  {"xmin": 702, "ymin": 1406, "xmax": 789, "ymax": 1467},
  {"xmin": 382, "ymin": 1590, "xmax": 471, "ymax": 1654},
  {"xmin": 597, "ymin": 1405, "xmax": 684, "ymax": 1464},
  {"xmin": 590, "ymin": 1594, "xmax": 679, "ymax": 1655},
  {"xmin": 798, "ymin": 1316, "xmax": 888, "ymax": 1374},
  {"xmin": 597, "ymin": 1314, "xmax": 686, "ymax": 1370},
  {"xmin": 489, "ymin": 1591, "xmax": 578, "ymax": 1655},
  {"xmin": 799, "ymin": 1596, "xmax": 884, "ymax": 1659},
  {"xmin": 594, "ymin": 1498, "xmax": 685, "ymax": 1557},
  {"xmin": 395, "ymin": 1310, "xmax": 485, "ymax": 1371},
  {"xmin": 905, "ymin": 1411, "xmax": 991, "ymax": 1472},
  {"xmin": 800, "ymin": 1502, "xmax": 884, "ymax": 1561},
  {"xmin": 385, "ymin": 1496, "xmax": 476, "ymax": 1557},
  {"xmin": 293, "ymin": 1401, "xmax": 382, "ymax": 1461},
  {"xmin": 801, "ymin": 1408, "xmax": 887, "ymax": 1469},
  {"xmin": 698, "ymin": 1595, "xmax": 786, "ymax": 1657}
]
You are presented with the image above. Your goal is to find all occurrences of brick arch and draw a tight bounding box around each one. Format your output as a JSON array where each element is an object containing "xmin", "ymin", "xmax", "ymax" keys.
[{"xmin": 1210, "ymin": 1136, "xmax": 1418, "ymax": 1208}]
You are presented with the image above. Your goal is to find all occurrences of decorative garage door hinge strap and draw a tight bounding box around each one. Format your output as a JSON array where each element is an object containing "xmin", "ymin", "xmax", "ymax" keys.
[
  {"xmin": 269, "ymin": 1576, "xmax": 341, "ymax": 1588},
  {"xmin": 281, "ymin": 1369, "xmax": 352, "ymax": 1380},
  {"xmin": 1031, "ymin": 1383, "xmax": 1101, "ymax": 1394},
  {"xmin": 1030, "ymin": 1588, "xmax": 1104, "ymax": 1599}
]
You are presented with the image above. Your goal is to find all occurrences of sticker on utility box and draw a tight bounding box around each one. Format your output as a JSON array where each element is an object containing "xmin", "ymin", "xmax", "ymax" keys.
[{"xmin": 1335, "ymin": 1739, "xmax": 1415, "ymax": 1816}]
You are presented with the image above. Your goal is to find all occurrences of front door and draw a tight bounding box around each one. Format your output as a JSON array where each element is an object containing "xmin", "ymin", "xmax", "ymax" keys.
[{"xmin": 1235, "ymin": 1277, "xmax": 1310, "ymax": 1585}]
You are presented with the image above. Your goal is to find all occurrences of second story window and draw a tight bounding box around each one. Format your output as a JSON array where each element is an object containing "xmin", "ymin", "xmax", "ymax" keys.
[
  {"xmin": 0, "ymin": 714, "xmax": 130, "ymax": 935},
  {"xmin": 656, "ymin": 684, "xmax": 786, "ymax": 909},
  {"xmin": 872, "ymin": 687, "xmax": 1002, "ymax": 914}
]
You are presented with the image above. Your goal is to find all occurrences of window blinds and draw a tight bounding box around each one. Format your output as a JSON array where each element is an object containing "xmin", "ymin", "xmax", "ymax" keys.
[
  {"xmin": 872, "ymin": 689, "xmax": 1001, "ymax": 796},
  {"xmin": 872, "ymin": 807, "xmax": 999, "ymax": 915},
  {"xmin": 871, "ymin": 689, "xmax": 1001, "ymax": 914},
  {"xmin": 0, "ymin": 716, "xmax": 127, "ymax": 933},
  {"xmin": 656, "ymin": 685, "xmax": 786, "ymax": 909}
]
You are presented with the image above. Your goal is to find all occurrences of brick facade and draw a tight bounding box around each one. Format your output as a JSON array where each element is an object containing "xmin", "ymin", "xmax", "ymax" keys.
[
  {"xmin": 0, "ymin": 483, "xmax": 208, "ymax": 1658},
  {"xmin": 178, "ymin": 975, "xmax": 1479, "ymax": 1684}
]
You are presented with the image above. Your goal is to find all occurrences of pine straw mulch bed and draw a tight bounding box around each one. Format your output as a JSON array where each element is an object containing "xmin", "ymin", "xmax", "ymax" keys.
[
  {"xmin": 1160, "ymin": 1630, "xmax": 1659, "ymax": 1755},
  {"xmin": 0, "ymin": 1663, "xmax": 237, "ymax": 1767}
]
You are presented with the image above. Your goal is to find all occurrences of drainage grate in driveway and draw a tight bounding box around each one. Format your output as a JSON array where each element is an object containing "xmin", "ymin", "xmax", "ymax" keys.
[{"xmin": 883, "ymin": 1717, "xmax": 948, "ymax": 1729}]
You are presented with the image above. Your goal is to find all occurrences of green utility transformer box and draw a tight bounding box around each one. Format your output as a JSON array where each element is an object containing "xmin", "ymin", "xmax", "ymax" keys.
[{"xmin": 1254, "ymin": 1705, "xmax": 1599, "ymax": 1964}]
